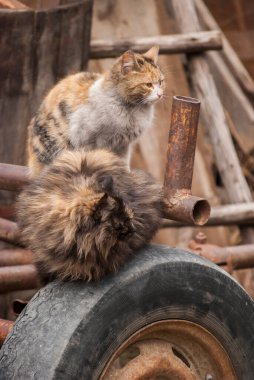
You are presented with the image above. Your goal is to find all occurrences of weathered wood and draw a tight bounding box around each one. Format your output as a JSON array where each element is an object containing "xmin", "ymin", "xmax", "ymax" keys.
[
  {"xmin": 0, "ymin": 163, "xmax": 29, "ymax": 191},
  {"xmin": 0, "ymin": 0, "xmax": 29, "ymax": 8},
  {"xmin": 193, "ymin": 0, "xmax": 254, "ymax": 154},
  {"xmin": 0, "ymin": 0, "xmax": 93, "ymax": 158},
  {"xmin": 194, "ymin": 0, "xmax": 254, "ymax": 97},
  {"xmin": 90, "ymin": 30, "xmax": 222, "ymax": 59},
  {"xmin": 206, "ymin": 51, "xmax": 254, "ymax": 154},
  {"xmin": 171, "ymin": 0, "xmax": 252, "ymax": 204},
  {"xmin": 0, "ymin": 9, "xmax": 34, "ymax": 166},
  {"xmin": 0, "ymin": 1, "xmax": 93, "ymax": 209},
  {"xmin": 32, "ymin": 0, "xmax": 93, "ymax": 114},
  {"xmin": 162, "ymin": 203, "xmax": 254, "ymax": 227},
  {"xmin": 171, "ymin": 0, "xmax": 254, "ymax": 243},
  {"xmin": 0, "ymin": 218, "xmax": 20, "ymax": 245}
]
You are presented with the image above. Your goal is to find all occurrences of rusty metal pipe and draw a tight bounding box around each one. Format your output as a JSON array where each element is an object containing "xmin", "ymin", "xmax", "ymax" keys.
[
  {"xmin": 0, "ymin": 264, "xmax": 39, "ymax": 293},
  {"xmin": 0, "ymin": 249, "xmax": 33, "ymax": 266},
  {"xmin": 189, "ymin": 235, "xmax": 254, "ymax": 271},
  {"xmin": 0, "ymin": 163, "xmax": 29, "ymax": 191},
  {"xmin": 0, "ymin": 319, "xmax": 14, "ymax": 345},
  {"xmin": 0, "ymin": 217, "xmax": 21, "ymax": 245},
  {"xmin": 163, "ymin": 95, "xmax": 210, "ymax": 225}
]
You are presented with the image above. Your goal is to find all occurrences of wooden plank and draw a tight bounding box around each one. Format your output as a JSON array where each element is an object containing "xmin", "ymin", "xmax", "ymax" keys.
[
  {"xmin": 0, "ymin": 9, "xmax": 34, "ymax": 167},
  {"xmin": 194, "ymin": 0, "xmax": 254, "ymax": 97},
  {"xmin": 31, "ymin": 0, "xmax": 93, "ymax": 115},
  {"xmin": 206, "ymin": 50, "xmax": 254, "ymax": 154},
  {"xmin": 90, "ymin": 30, "xmax": 222, "ymax": 58}
]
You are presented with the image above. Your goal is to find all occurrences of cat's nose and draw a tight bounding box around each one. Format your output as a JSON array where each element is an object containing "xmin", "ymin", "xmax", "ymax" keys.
[{"xmin": 157, "ymin": 93, "xmax": 162, "ymax": 98}]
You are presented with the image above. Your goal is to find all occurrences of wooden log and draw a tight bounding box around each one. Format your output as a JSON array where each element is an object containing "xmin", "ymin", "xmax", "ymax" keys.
[
  {"xmin": 0, "ymin": 249, "xmax": 33, "ymax": 266},
  {"xmin": 0, "ymin": 163, "xmax": 29, "ymax": 191},
  {"xmin": 194, "ymin": 0, "xmax": 254, "ymax": 98},
  {"xmin": 170, "ymin": 0, "xmax": 254, "ymax": 243},
  {"xmin": 0, "ymin": 218, "xmax": 20, "ymax": 245},
  {"xmin": 89, "ymin": 30, "xmax": 222, "ymax": 59},
  {"xmin": 162, "ymin": 203, "xmax": 254, "ymax": 227},
  {"xmin": 0, "ymin": 264, "xmax": 39, "ymax": 293},
  {"xmin": 0, "ymin": 0, "xmax": 29, "ymax": 8}
]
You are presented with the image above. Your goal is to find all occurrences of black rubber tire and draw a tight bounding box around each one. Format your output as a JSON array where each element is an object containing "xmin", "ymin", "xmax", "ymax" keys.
[{"xmin": 1, "ymin": 244, "xmax": 254, "ymax": 379}]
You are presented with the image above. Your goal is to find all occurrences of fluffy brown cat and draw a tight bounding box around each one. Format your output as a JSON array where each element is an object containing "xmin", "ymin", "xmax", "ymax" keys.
[
  {"xmin": 18, "ymin": 149, "xmax": 164, "ymax": 282},
  {"xmin": 27, "ymin": 46, "xmax": 165, "ymax": 176}
]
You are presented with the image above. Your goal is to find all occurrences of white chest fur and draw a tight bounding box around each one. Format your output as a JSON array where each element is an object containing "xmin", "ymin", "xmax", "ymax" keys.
[{"xmin": 69, "ymin": 78, "xmax": 154, "ymax": 155}]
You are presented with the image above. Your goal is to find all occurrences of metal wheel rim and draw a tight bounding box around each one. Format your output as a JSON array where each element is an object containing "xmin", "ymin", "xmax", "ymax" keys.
[{"xmin": 100, "ymin": 319, "xmax": 237, "ymax": 380}]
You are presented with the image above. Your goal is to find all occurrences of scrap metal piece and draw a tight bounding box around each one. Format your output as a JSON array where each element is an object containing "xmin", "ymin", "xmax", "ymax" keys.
[
  {"xmin": 189, "ymin": 233, "xmax": 254, "ymax": 272},
  {"xmin": 163, "ymin": 95, "xmax": 210, "ymax": 225}
]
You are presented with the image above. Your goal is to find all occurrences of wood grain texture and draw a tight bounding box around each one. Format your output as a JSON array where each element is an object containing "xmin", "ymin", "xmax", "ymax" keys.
[
  {"xmin": 195, "ymin": 0, "xmax": 254, "ymax": 97},
  {"xmin": 90, "ymin": 30, "xmax": 222, "ymax": 58},
  {"xmin": 171, "ymin": 0, "xmax": 252, "ymax": 205}
]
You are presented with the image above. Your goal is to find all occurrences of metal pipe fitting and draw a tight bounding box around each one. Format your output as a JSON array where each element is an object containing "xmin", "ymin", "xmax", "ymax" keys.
[
  {"xmin": 189, "ymin": 235, "xmax": 254, "ymax": 272},
  {"xmin": 163, "ymin": 95, "xmax": 210, "ymax": 225}
]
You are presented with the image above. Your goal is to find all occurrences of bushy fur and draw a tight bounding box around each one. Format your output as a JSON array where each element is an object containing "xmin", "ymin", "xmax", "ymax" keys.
[
  {"xmin": 18, "ymin": 150, "xmax": 163, "ymax": 282},
  {"xmin": 27, "ymin": 46, "xmax": 165, "ymax": 176}
]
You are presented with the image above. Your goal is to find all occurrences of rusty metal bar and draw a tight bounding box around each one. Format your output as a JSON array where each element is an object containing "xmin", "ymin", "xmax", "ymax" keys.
[
  {"xmin": 0, "ymin": 264, "xmax": 39, "ymax": 293},
  {"xmin": 0, "ymin": 319, "xmax": 14, "ymax": 345},
  {"xmin": 189, "ymin": 233, "xmax": 254, "ymax": 272},
  {"xmin": 0, "ymin": 163, "xmax": 29, "ymax": 191},
  {"xmin": 163, "ymin": 95, "xmax": 210, "ymax": 225},
  {"xmin": 0, "ymin": 249, "xmax": 33, "ymax": 266},
  {"xmin": 0, "ymin": 217, "xmax": 21, "ymax": 245}
]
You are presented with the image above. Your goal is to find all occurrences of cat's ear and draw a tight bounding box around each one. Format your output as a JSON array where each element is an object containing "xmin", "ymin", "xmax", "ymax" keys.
[
  {"xmin": 121, "ymin": 50, "xmax": 138, "ymax": 75},
  {"xmin": 98, "ymin": 175, "xmax": 114, "ymax": 194},
  {"xmin": 143, "ymin": 45, "xmax": 159, "ymax": 64}
]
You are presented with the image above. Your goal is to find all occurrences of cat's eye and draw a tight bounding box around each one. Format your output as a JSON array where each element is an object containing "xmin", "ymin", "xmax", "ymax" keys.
[
  {"xmin": 137, "ymin": 59, "xmax": 144, "ymax": 65},
  {"xmin": 146, "ymin": 83, "xmax": 153, "ymax": 88}
]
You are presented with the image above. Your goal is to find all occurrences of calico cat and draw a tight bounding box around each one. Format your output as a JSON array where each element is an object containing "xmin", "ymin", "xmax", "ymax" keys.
[
  {"xmin": 27, "ymin": 46, "xmax": 165, "ymax": 176},
  {"xmin": 18, "ymin": 149, "xmax": 164, "ymax": 281}
]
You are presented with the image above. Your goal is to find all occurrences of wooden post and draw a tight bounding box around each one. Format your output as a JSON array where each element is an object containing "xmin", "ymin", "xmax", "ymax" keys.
[{"xmin": 170, "ymin": 0, "xmax": 254, "ymax": 242}]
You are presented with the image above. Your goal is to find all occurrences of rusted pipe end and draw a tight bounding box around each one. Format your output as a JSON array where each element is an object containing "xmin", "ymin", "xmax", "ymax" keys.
[
  {"xmin": 192, "ymin": 198, "xmax": 211, "ymax": 225},
  {"xmin": 174, "ymin": 94, "xmax": 200, "ymax": 104},
  {"xmin": 163, "ymin": 194, "xmax": 211, "ymax": 226}
]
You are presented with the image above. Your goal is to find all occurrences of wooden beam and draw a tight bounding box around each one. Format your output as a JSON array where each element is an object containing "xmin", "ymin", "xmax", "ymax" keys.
[
  {"xmin": 194, "ymin": 0, "xmax": 254, "ymax": 97},
  {"xmin": 89, "ymin": 30, "xmax": 222, "ymax": 58}
]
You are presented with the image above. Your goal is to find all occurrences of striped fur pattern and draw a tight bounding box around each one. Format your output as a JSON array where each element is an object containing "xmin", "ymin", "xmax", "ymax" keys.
[
  {"xmin": 27, "ymin": 46, "xmax": 165, "ymax": 176},
  {"xmin": 18, "ymin": 150, "xmax": 164, "ymax": 281}
]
